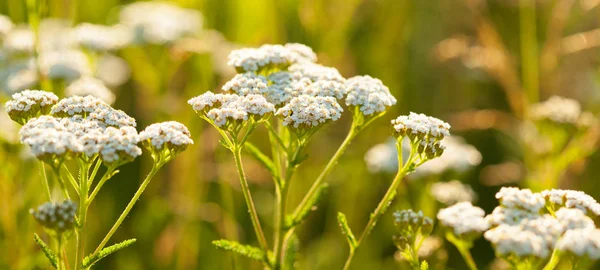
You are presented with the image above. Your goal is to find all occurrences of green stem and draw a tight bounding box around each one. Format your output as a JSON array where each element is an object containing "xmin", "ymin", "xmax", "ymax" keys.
[
  {"xmin": 342, "ymin": 139, "xmax": 411, "ymax": 270},
  {"xmin": 75, "ymin": 160, "xmax": 90, "ymax": 270},
  {"xmin": 57, "ymin": 236, "xmax": 64, "ymax": 270},
  {"xmin": 38, "ymin": 161, "xmax": 52, "ymax": 201},
  {"xmin": 542, "ymin": 249, "xmax": 561, "ymax": 270},
  {"xmin": 87, "ymin": 166, "xmax": 116, "ymax": 203},
  {"xmin": 231, "ymin": 146, "xmax": 270, "ymax": 256},
  {"xmin": 520, "ymin": 0, "xmax": 539, "ymax": 105},
  {"xmin": 456, "ymin": 243, "xmax": 477, "ymax": 270},
  {"xmin": 91, "ymin": 161, "xmax": 162, "ymax": 256},
  {"xmin": 53, "ymin": 166, "xmax": 70, "ymax": 200}
]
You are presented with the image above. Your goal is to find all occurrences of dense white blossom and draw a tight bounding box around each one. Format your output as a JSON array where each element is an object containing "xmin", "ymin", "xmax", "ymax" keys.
[
  {"xmin": 19, "ymin": 119, "xmax": 82, "ymax": 158},
  {"xmin": 529, "ymin": 96, "xmax": 582, "ymax": 124},
  {"xmin": 345, "ymin": 75, "xmax": 396, "ymax": 115},
  {"xmin": 495, "ymin": 187, "xmax": 545, "ymax": 213},
  {"xmin": 222, "ymin": 73, "xmax": 269, "ymax": 96},
  {"xmin": 188, "ymin": 92, "xmax": 275, "ymax": 127},
  {"xmin": 554, "ymin": 208, "xmax": 595, "ymax": 231},
  {"xmin": 228, "ymin": 44, "xmax": 317, "ymax": 72},
  {"xmin": 364, "ymin": 138, "xmax": 399, "ymax": 173},
  {"xmin": 0, "ymin": 15, "xmax": 14, "ymax": 39},
  {"xmin": 71, "ymin": 23, "xmax": 131, "ymax": 51},
  {"xmin": 392, "ymin": 112, "xmax": 451, "ymax": 139},
  {"xmin": 3, "ymin": 27, "xmax": 34, "ymax": 55},
  {"xmin": 288, "ymin": 63, "xmax": 345, "ymax": 83},
  {"xmin": 120, "ymin": 2, "xmax": 202, "ymax": 44},
  {"xmin": 437, "ymin": 202, "xmax": 489, "ymax": 237},
  {"xmin": 5, "ymin": 90, "xmax": 58, "ymax": 123},
  {"xmin": 65, "ymin": 76, "xmax": 115, "ymax": 104},
  {"xmin": 51, "ymin": 95, "xmax": 136, "ymax": 128},
  {"xmin": 276, "ymin": 95, "xmax": 343, "ymax": 128},
  {"xmin": 430, "ymin": 180, "xmax": 477, "ymax": 205},
  {"xmin": 139, "ymin": 121, "xmax": 193, "ymax": 152},
  {"xmin": 541, "ymin": 189, "xmax": 600, "ymax": 216},
  {"xmin": 30, "ymin": 200, "xmax": 77, "ymax": 233},
  {"xmin": 95, "ymin": 54, "xmax": 131, "ymax": 87},
  {"xmin": 99, "ymin": 126, "xmax": 141, "ymax": 164},
  {"xmin": 38, "ymin": 49, "xmax": 91, "ymax": 80},
  {"xmin": 556, "ymin": 229, "xmax": 600, "ymax": 259},
  {"xmin": 486, "ymin": 206, "xmax": 540, "ymax": 226}
]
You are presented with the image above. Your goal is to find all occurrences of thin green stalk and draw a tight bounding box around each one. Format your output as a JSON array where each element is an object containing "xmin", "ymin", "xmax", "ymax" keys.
[
  {"xmin": 231, "ymin": 146, "xmax": 270, "ymax": 254},
  {"xmin": 520, "ymin": 0, "xmax": 539, "ymax": 104},
  {"xmin": 456, "ymin": 243, "xmax": 477, "ymax": 270},
  {"xmin": 87, "ymin": 166, "xmax": 116, "ymax": 203},
  {"xmin": 542, "ymin": 249, "xmax": 561, "ymax": 270},
  {"xmin": 53, "ymin": 166, "xmax": 70, "ymax": 200},
  {"xmin": 38, "ymin": 161, "xmax": 52, "ymax": 201},
  {"xmin": 342, "ymin": 140, "xmax": 411, "ymax": 270},
  {"xmin": 91, "ymin": 161, "xmax": 161, "ymax": 256},
  {"xmin": 57, "ymin": 236, "xmax": 64, "ymax": 270},
  {"xmin": 75, "ymin": 160, "xmax": 91, "ymax": 270}
]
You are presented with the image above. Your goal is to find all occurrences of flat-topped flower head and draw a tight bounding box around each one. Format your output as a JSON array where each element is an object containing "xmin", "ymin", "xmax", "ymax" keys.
[
  {"xmin": 556, "ymin": 228, "xmax": 600, "ymax": 260},
  {"xmin": 495, "ymin": 187, "xmax": 545, "ymax": 213},
  {"xmin": 484, "ymin": 222, "xmax": 554, "ymax": 259},
  {"xmin": 288, "ymin": 63, "xmax": 345, "ymax": 83},
  {"xmin": 71, "ymin": 23, "xmax": 131, "ymax": 51},
  {"xmin": 393, "ymin": 209, "xmax": 434, "ymax": 250},
  {"xmin": 0, "ymin": 15, "xmax": 13, "ymax": 39},
  {"xmin": 19, "ymin": 116, "xmax": 82, "ymax": 162},
  {"xmin": 188, "ymin": 92, "xmax": 275, "ymax": 130},
  {"xmin": 98, "ymin": 126, "xmax": 141, "ymax": 166},
  {"xmin": 437, "ymin": 202, "xmax": 489, "ymax": 240},
  {"xmin": 430, "ymin": 180, "xmax": 477, "ymax": 205},
  {"xmin": 5, "ymin": 90, "xmax": 58, "ymax": 124},
  {"xmin": 222, "ymin": 72, "xmax": 269, "ymax": 96},
  {"xmin": 30, "ymin": 200, "xmax": 77, "ymax": 234},
  {"xmin": 51, "ymin": 95, "xmax": 136, "ymax": 128},
  {"xmin": 276, "ymin": 95, "xmax": 343, "ymax": 133},
  {"xmin": 541, "ymin": 189, "xmax": 600, "ymax": 216},
  {"xmin": 302, "ymin": 79, "xmax": 347, "ymax": 99},
  {"xmin": 486, "ymin": 206, "xmax": 540, "ymax": 226},
  {"xmin": 284, "ymin": 43, "xmax": 317, "ymax": 62},
  {"xmin": 38, "ymin": 49, "xmax": 91, "ymax": 80},
  {"xmin": 392, "ymin": 112, "xmax": 451, "ymax": 140},
  {"xmin": 65, "ymin": 76, "xmax": 116, "ymax": 104},
  {"xmin": 119, "ymin": 1, "xmax": 202, "ymax": 44},
  {"xmin": 139, "ymin": 121, "xmax": 193, "ymax": 155},
  {"xmin": 529, "ymin": 96, "xmax": 582, "ymax": 125},
  {"xmin": 227, "ymin": 43, "xmax": 317, "ymax": 73},
  {"xmin": 554, "ymin": 208, "xmax": 595, "ymax": 231},
  {"xmin": 345, "ymin": 75, "xmax": 397, "ymax": 116}
]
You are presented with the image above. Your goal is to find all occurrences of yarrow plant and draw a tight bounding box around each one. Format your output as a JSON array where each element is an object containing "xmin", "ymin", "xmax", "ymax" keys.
[
  {"xmin": 392, "ymin": 209, "xmax": 434, "ymax": 269},
  {"xmin": 189, "ymin": 43, "xmax": 397, "ymax": 269},
  {"xmin": 5, "ymin": 91, "xmax": 192, "ymax": 269}
]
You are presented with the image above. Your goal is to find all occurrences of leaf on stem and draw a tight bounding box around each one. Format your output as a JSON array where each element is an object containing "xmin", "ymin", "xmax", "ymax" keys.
[
  {"xmin": 283, "ymin": 233, "xmax": 300, "ymax": 270},
  {"xmin": 245, "ymin": 142, "xmax": 277, "ymax": 176},
  {"xmin": 286, "ymin": 183, "xmax": 329, "ymax": 228},
  {"xmin": 219, "ymin": 139, "xmax": 232, "ymax": 150},
  {"xmin": 34, "ymin": 233, "xmax": 58, "ymax": 269},
  {"xmin": 212, "ymin": 239, "xmax": 266, "ymax": 261},
  {"xmin": 337, "ymin": 212, "xmax": 358, "ymax": 249},
  {"xmin": 420, "ymin": 260, "xmax": 429, "ymax": 270},
  {"xmin": 82, "ymin": 238, "xmax": 137, "ymax": 268}
]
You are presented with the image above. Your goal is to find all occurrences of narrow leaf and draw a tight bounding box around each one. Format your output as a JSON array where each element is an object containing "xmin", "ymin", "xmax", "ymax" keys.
[
  {"xmin": 244, "ymin": 143, "xmax": 277, "ymax": 175},
  {"xmin": 420, "ymin": 260, "xmax": 429, "ymax": 270},
  {"xmin": 34, "ymin": 233, "xmax": 58, "ymax": 269},
  {"xmin": 82, "ymin": 238, "xmax": 137, "ymax": 268},
  {"xmin": 283, "ymin": 234, "xmax": 300, "ymax": 270},
  {"xmin": 287, "ymin": 183, "xmax": 329, "ymax": 228},
  {"xmin": 337, "ymin": 212, "xmax": 357, "ymax": 248},
  {"xmin": 219, "ymin": 139, "xmax": 232, "ymax": 150},
  {"xmin": 212, "ymin": 239, "xmax": 265, "ymax": 261}
]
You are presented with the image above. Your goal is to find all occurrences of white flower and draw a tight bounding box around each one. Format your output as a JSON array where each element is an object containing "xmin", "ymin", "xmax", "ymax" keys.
[
  {"xmin": 303, "ymin": 79, "xmax": 347, "ymax": 99},
  {"xmin": 65, "ymin": 76, "xmax": 116, "ymax": 104},
  {"xmin": 364, "ymin": 138, "xmax": 399, "ymax": 173},
  {"xmin": 222, "ymin": 73, "xmax": 269, "ymax": 96},
  {"xmin": 139, "ymin": 121, "xmax": 193, "ymax": 152},
  {"xmin": 51, "ymin": 95, "xmax": 136, "ymax": 128},
  {"xmin": 0, "ymin": 15, "xmax": 14, "ymax": 39},
  {"xmin": 430, "ymin": 180, "xmax": 477, "ymax": 205},
  {"xmin": 3, "ymin": 27, "xmax": 34, "ymax": 55},
  {"xmin": 95, "ymin": 54, "xmax": 131, "ymax": 87},
  {"xmin": 556, "ymin": 229, "xmax": 600, "ymax": 259},
  {"xmin": 345, "ymin": 75, "xmax": 396, "ymax": 115},
  {"xmin": 71, "ymin": 23, "xmax": 132, "ymax": 51},
  {"xmin": 227, "ymin": 44, "xmax": 317, "ymax": 73},
  {"xmin": 541, "ymin": 189, "xmax": 600, "ymax": 216},
  {"xmin": 288, "ymin": 62, "xmax": 345, "ymax": 83},
  {"xmin": 284, "ymin": 43, "xmax": 317, "ymax": 62},
  {"xmin": 554, "ymin": 208, "xmax": 595, "ymax": 231},
  {"xmin": 88, "ymin": 107, "xmax": 136, "ymax": 128},
  {"xmin": 188, "ymin": 92, "xmax": 275, "ymax": 127},
  {"xmin": 529, "ymin": 96, "xmax": 582, "ymax": 124},
  {"xmin": 19, "ymin": 122, "xmax": 82, "ymax": 159},
  {"xmin": 38, "ymin": 49, "xmax": 91, "ymax": 80},
  {"xmin": 119, "ymin": 2, "xmax": 202, "ymax": 44},
  {"xmin": 392, "ymin": 112, "xmax": 451, "ymax": 139},
  {"xmin": 98, "ymin": 126, "xmax": 141, "ymax": 164},
  {"xmin": 486, "ymin": 206, "xmax": 540, "ymax": 226},
  {"xmin": 276, "ymin": 95, "xmax": 343, "ymax": 128},
  {"xmin": 5, "ymin": 90, "xmax": 58, "ymax": 121},
  {"xmin": 495, "ymin": 187, "xmax": 545, "ymax": 213},
  {"xmin": 484, "ymin": 222, "xmax": 551, "ymax": 259},
  {"xmin": 437, "ymin": 202, "xmax": 489, "ymax": 237}
]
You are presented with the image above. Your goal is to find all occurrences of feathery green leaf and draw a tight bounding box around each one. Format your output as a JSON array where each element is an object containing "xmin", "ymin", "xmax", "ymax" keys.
[
  {"xmin": 287, "ymin": 183, "xmax": 329, "ymax": 228},
  {"xmin": 283, "ymin": 233, "xmax": 300, "ymax": 270},
  {"xmin": 245, "ymin": 143, "xmax": 277, "ymax": 175},
  {"xmin": 34, "ymin": 233, "xmax": 58, "ymax": 269},
  {"xmin": 337, "ymin": 212, "xmax": 357, "ymax": 249},
  {"xmin": 212, "ymin": 239, "xmax": 266, "ymax": 261},
  {"xmin": 82, "ymin": 238, "xmax": 137, "ymax": 269}
]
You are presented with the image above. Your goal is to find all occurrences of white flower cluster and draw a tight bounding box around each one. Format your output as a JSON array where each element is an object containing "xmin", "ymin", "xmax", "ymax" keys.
[
  {"xmin": 541, "ymin": 189, "xmax": 600, "ymax": 216},
  {"xmin": 65, "ymin": 76, "xmax": 116, "ymax": 104},
  {"xmin": 494, "ymin": 187, "xmax": 545, "ymax": 213},
  {"xmin": 260, "ymin": 69, "xmax": 346, "ymax": 105},
  {"xmin": 97, "ymin": 126, "xmax": 141, "ymax": 164},
  {"xmin": 5, "ymin": 90, "xmax": 58, "ymax": 123},
  {"xmin": 228, "ymin": 43, "xmax": 317, "ymax": 73},
  {"xmin": 556, "ymin": 229, "xmax": 600, "ymax": 259},
  {"xmin": 345, "ymin": 75, "xmax": 397, "ymax": 115},
  {"xmin": 529, "ymin": 96, "xmax": 583, "ymax": 125},
  {"xmin": 275, "ymin": 95, "xmax": 343, "ymax": 128},
  {"xmin": 430, "ymin": 180, "xmax": 477, "ymax": 205},
  {"xmin": 412, "ymin": 136, "xmax": 481, "ymax": 177},
  {"xmin": 30, "ymin": 200, "xmax": 77, "ymax": 233},
  {"xmin": 38, "ymin": 49, "xmax": 92, "ymax": 80},
  {"xmin": 70, "ymin": 23, "xmax": 131, "ymax": 51},
  {"xmin": 0, "ymin": 15, "xmax": 13, "ymax": 39},
  {"xmin": 392, "ymin": 112, "xmax": 451, "ymax": 139},
  {"xmin": 139, "ymin": 121, "xmax": 194, "ymax": 153},
  {"xmin": 554, "ymin": 208, "xmax": 595, "ymax": 231},
  {"xmin": 364, "ymin": 138, "xmax": 399, "ymax": 173},
  {"xmin": 19, "ymin": 116, "xmax": 82, "ymax": 159},
  {"xmin": 288, "ymin": 62, "xmax": 345, "ymax": 83},
  {"xmin": 437, "ymin": 202, "xmax": 489, "ymax": 237},
  {"xmin": 222, "ymin": 72, "xmax": 269, "ymax": 96},
  {"xmin": 51, "ymin": 95, "xmax": 136, "ymax": 128},
  {"xmin": 188, "ymin": 91, "xmax": 275, "ymax": 127},
  {"xmin": 119, "ymin": 1, "xmax": 202, "ymax": 44}
]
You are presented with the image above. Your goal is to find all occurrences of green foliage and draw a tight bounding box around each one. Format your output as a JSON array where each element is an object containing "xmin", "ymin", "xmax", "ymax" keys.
[
  {"xmin": 82, "ymin": 238, "xmax": 137, "ymax": 269},
  {"xmin": 33, "ymin": 233, "xmax": 57, "ymax": 269},
  {"xmin": 420, "ymin": 260, "xmax": 429, "ymax": 270},
  {"xmin": 212, "ymin": 239, "xmax": 266, "ymax": 262},
  {"xmin": 286, "ymin": 183, "xmax": 329, "ymax": 228},
  {"xmin": 337, "ymin": 212, "xmax": 357, "ymax": 249},
  {"xmin": 244, "ymin": 142, "xmax": 277, "ymax": 176},
  {"xmin": 283, "ymin": 234, "xmax": 300, "ymax": 270}
]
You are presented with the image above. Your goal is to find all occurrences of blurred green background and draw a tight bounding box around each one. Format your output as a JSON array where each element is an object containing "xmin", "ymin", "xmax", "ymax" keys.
[{"xmin": 2, "ymin": 0, "xmax": 600, "ymax": 269}]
